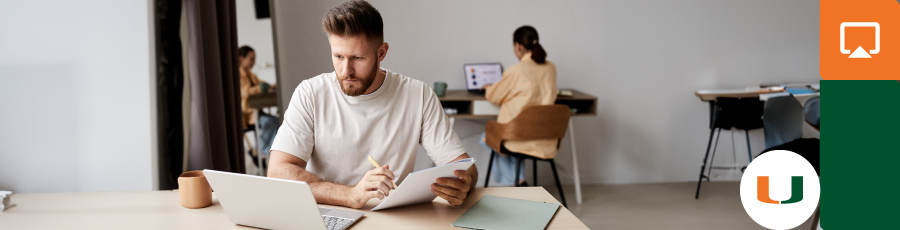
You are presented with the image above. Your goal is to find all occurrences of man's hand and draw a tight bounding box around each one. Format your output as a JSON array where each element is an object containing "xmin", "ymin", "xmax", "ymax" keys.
[
  {"xmin": 347, "ymin": 165, "xmax": 396, "ymax": 208},
  {"xmin": 431, "ymin": 169, "xmax": 474, "ymax": 206}
]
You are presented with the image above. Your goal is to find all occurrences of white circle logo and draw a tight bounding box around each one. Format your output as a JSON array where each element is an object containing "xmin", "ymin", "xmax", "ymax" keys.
[{"xmin": 740, "ymin": 150, "xmax": 820, "ymax": 230}]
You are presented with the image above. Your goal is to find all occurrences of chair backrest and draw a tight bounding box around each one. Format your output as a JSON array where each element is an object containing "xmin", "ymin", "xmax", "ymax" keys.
[
  {"xmin": 803, "ymin": 96, "xmax": 820, "ymax": 130},
  {"xmin": 763, "ymin": 95, "xmax": 804, "ymax": 149},
  {"xmin": 484, "ymin": 105, "xmax": 570, "ymax": 153}
]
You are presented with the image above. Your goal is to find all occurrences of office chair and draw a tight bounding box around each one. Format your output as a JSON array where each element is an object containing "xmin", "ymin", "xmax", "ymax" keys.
[
  {"xmin": 804, "ymin": 96, "xmax": 820, "ymax": 131},
  {"xmin": 695, "ymin": 97, "xmax": 764, "ymax": 199},
  {"xmin": 483, "ymin": 104, "xmax": 570, "ymax": 207},
  {"xmin": 763, "ymin": 95, "xmax": 820, "ymax": 230},
  {"xmin": 763, "ymin": 96, "xmax": 805, "ymax": 149}
]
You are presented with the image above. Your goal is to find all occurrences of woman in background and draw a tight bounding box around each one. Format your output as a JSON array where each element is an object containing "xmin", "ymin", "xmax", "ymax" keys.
[
  {"xmin": 239, "ymin": 46, "xmax": 278, "ymax": 166},
  {"xmin": 481, "ymin": 26, "xmax": 558, "ymax": 186}
]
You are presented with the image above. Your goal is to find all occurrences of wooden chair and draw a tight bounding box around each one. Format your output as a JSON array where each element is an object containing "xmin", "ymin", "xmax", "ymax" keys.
[{"xmin": 483, "ymin": 104, "xmax": 570, "ymax": 207}]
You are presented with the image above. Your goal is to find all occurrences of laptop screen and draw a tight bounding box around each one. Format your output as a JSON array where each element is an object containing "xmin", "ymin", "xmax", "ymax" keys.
[{"xmin": 464, "ymin": 63, "xmax": 503, "ymax": 90}]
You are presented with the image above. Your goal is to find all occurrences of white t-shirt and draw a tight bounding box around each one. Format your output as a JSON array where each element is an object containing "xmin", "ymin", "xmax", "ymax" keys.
[{"xmin": 270, "ymin": 69, "xmax": 465, "ymax": 185}]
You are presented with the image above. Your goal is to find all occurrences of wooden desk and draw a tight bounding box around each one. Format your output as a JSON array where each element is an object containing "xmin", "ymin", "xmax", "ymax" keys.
[
  {"xmin": 439, "ymin": 89, "xmax": 597, "ymax": 118},
  {"xmin": 694, "ymin": 89, "xmax": 770, "ymax": 101},
  {"xmin": 248, "ymin": 91, "xmax": 278, "ymax": 109},
  {"xmin": 694, "ymin": 84, "xmax": 819, "ymax": 102},
  {"xmin": 692, "ymin": 85, "xmax": 819, "ymax": 199},
  {"xmin": 437, "ymin": 89, "xmax": 598, "ymax": 204},
  {"xmin": 0, "ymin": 187, "xmax": 588, "ymax": 229}
]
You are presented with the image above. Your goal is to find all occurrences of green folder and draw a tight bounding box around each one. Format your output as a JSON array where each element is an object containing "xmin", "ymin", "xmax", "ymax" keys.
[{"xmin": 452, "ymin": 195, "xmax": 560, "ymax": 230}]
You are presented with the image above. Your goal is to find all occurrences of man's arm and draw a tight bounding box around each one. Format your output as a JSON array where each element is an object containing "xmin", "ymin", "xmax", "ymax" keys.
[
  {"xmin": 268, "ymin": 150, "xmax": 395, "ymax": 209},
  {"xmin": 431, "ymin": 153, "xmax": 479, "ymax": 206}
]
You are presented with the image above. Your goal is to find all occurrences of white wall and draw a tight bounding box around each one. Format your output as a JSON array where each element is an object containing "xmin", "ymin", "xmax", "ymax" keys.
[
  {"xmin": 0, "ymin": 0, "xmax": 155, "ymax": 193},
  {"xmin": 272, "ymin": 0, "xmax": 820, "ymax": 185},
  {"xmin": 236, "ymin": 0, "xmax": 278, "ymax": 84}
]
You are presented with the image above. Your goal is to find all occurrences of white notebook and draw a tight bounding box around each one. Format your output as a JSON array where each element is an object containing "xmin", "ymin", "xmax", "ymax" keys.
[{"xmin": 371, "ymin": 158, "xmax": 475, "ymax": 211}]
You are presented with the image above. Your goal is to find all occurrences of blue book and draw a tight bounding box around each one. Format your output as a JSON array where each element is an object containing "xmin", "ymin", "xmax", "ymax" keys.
[{"xmin": 785, "ymin": 87, "xmax": 815, "ymax": 95}]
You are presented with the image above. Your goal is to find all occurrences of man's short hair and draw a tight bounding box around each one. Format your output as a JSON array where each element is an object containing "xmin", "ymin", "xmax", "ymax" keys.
[{"xmin": 322, "ymin": 0, "xmax": 384, "ymax": 46}]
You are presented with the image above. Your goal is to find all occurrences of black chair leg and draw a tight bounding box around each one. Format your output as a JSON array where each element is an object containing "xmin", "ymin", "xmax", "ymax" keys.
[
  {"xmin": 695, "ymin": 128, "xmax": 718, "ymax": 199},
  {"xmin": 484, "ymin": 151, "xmax": 495, "ymax": 188},
  {"xmin": 549, "ymin": 159, "xmax": 567, "ymax": 207},
  {"xmin": 744, "ymin": 129, "xmax": 753, "ymax": 162},
  {"xmin": 514, "ymin": 156, "xmax": 521, "ymax": 187},
  {"xmin": 533, "ymin": 158, "xmax": 537, "ymax": 186}
]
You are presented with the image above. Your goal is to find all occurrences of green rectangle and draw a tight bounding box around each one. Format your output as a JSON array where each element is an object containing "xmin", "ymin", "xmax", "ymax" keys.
[{"xmin": 822, "ymin": 80, "xmax": 900, "ymax": 229}]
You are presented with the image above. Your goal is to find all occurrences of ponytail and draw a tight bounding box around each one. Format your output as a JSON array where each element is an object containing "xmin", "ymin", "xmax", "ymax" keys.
[
  {"xmin": 531, "ymin": 43, "xmax": 546, "ymax": 64},
  {"xmin": 513, "ymin": 25, "xmax": 547, "ymax": 64}
]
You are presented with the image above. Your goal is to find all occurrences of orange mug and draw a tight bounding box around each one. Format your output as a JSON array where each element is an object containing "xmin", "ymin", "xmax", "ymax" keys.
[{"xmin": 178, "ymin": 171, "xmax": 212, "ymax": 209}]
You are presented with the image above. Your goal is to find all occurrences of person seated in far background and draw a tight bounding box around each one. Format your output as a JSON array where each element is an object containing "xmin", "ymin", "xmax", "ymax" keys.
[
  {"xmin": 239, "ymin": 45, "xmax": 278, "ymax": 166},
  {"xmin": 480, "ymin": 26, "xmax": 558, "ymax": 187}
]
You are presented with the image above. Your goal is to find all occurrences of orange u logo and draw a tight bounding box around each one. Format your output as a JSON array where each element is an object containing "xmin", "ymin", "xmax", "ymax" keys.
[{"xmin": 757, "ymin": 176, "xmax": 804, "ymax": 204}]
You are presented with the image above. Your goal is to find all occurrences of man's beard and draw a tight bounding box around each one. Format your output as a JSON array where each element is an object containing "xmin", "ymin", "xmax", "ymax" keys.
[{"xmin": 338, "ymin": 64, "xmax": 379, "ymax": 97}]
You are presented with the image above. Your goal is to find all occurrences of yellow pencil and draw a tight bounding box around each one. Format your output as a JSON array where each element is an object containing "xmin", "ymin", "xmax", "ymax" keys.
[{"xmin": 368, "ymin": 155, "xmax": 398, "ymax": 189}]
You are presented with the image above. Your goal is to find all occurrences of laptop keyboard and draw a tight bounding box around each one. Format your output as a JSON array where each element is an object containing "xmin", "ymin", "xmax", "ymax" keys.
[{"xmin": 322, "ymin": 215, "xmax": 354, "ymax": 230}]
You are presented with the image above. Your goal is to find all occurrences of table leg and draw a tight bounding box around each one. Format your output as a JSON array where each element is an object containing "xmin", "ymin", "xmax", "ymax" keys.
[
  {"xmin": 568, "ymin": 119, "xmax": 583, "ymax": 204},
  {"xmin": 254, "ymin": 110, "xmax": 263, "ymax": 176},
  {"xmin": 449, "ymin": 117, "xmax": 455, "ymax": 127}
]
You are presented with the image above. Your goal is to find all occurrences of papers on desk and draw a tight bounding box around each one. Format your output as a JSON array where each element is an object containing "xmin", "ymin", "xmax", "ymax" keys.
[
  {"xmin": 1, "ymin": 191, "xmax": 11, "ymax": 211},
  {"xmin": 753, "ymin": 85, "xmax": 785, "ymax": 93},
  {"xmin": 452, "ymin": 195, "xmax": 560, "ymax": 230},
  {"xmin": 371, "ymin": 158, "xmax": 475, "ymax": 211}
]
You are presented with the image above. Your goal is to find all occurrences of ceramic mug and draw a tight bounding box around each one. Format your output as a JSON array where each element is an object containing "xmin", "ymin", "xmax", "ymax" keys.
[
  {"xmin": 434, "ymin": 81, "xmax": 447, "ymax": 97},
  {"xmin": 178, "ymin": 171, "xmax": 212, "ymax": 209},
  {"xmin": 260, "ymin": 82, "xmax": 271, "ymax": 93}
]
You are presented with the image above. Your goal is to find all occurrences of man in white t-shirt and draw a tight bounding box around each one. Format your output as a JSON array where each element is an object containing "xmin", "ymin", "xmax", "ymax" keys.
[{"xmin": 267, "ymin": 0, "xmax": 478, "ymax": 209}]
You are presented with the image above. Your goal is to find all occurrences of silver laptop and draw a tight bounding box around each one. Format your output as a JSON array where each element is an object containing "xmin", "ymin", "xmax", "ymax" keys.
[
  {"xmin": 204, "ymin": 170, "xmax": 364, "ymax": 230},
  {"xmin": 464, "ymin": 63, "xmax": 503, "ymax": 95}
]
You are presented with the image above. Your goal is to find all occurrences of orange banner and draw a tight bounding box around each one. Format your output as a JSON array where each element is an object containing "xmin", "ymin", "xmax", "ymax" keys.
[{"xmin": 820, "ymin": 0, "xmax": 900, "ymax": 80}]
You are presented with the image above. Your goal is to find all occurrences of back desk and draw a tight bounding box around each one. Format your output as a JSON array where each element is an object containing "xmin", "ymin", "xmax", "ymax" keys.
[{"xmin": 438, "ymin": 89, "xmax": 597, "ymax": 118}]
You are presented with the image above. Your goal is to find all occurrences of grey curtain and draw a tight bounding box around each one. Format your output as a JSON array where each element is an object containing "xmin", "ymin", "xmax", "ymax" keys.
[
  {"xmin": 184, "ymin": 0, "xmax": 245, "ymax": 173},
  {"xmin": 154, "ymin": 0, "xmax": 185, "ymax": 190}
]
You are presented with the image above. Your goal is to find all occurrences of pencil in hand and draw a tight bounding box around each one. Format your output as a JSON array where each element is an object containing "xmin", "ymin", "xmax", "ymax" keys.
[{"xmin": 368, "ymin": 155, "xmax": 398, "ymax": 189}]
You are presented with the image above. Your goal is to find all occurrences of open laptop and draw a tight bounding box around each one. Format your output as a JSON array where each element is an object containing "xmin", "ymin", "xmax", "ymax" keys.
[
  {"xmin": 464, "ymin": 63, "xmax": 503, "ymax": 95},
  {"xmin": 203, "ymin": 170, "xmax": 364, "ymax": 230}
]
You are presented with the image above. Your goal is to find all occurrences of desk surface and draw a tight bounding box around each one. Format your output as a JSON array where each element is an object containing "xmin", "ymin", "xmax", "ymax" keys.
[
  {"xmin": 694, "ymin": 84, "xmax": 819, "ymax": 102},
  {"xmin": 0, "ymin": 187, "xmax": 587, "ymax": 230},
  {"xmin": 439, "ymin": 89, "xmax": 597, "ymax": 101},
  {"xmin": 248, "ymin": 91, "xmax": 278, "ymax": 109},
  {"xmin": 694, "ymin": 89, "xmax": 767, "ymax": 101},
  {"xmin": 438, "ymin": 89, "xmax": 597, "ymax": 118}
]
